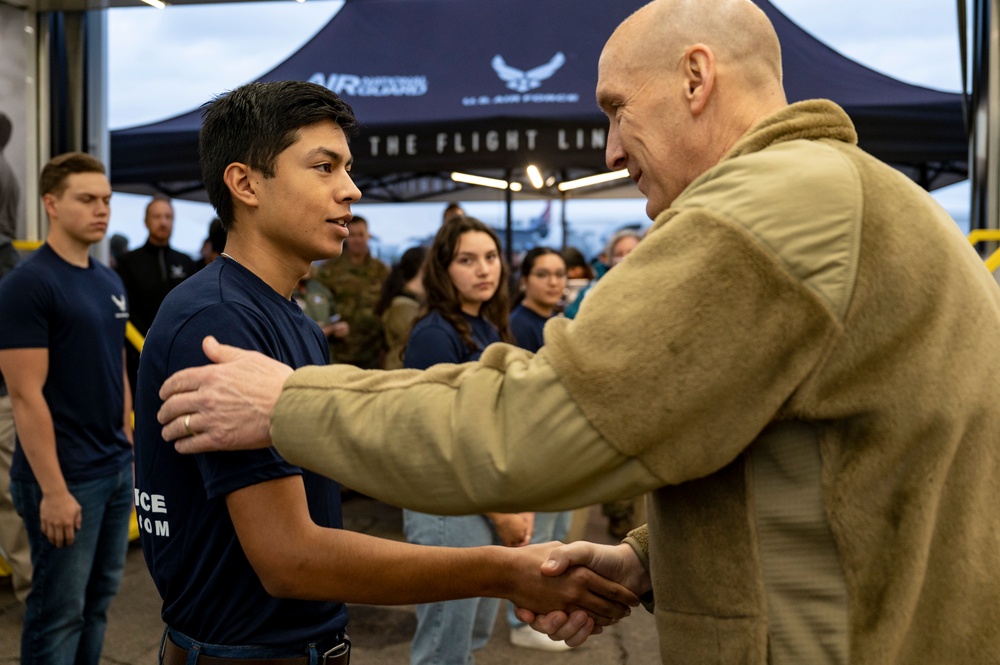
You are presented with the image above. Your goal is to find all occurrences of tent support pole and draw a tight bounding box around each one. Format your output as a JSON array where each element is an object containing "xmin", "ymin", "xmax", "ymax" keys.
[
  {"xmin": 560, "ymin": 191, "xmax": 568, "ymax": 251},
  {"xmin": 505, "ymin": 169, "xmax": 514, "ymax": 266}
]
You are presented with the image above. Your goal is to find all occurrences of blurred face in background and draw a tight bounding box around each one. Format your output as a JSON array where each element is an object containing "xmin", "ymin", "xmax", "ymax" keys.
[
  {"xmin": 522, "ymin": 253, "xmax": 567, "ymax": 314},
  {"xmin": 610, "ymin": 235, "xmax": 640, "ymax": 267},
  {"xmin": 345, "ymin": 219, "xmax": 370, "ymax": 260},
  {"xmin": 448, "ymin": 230, "xmax": 501, "ymax": 316},
  {"xmin": 145, "ymin": 199, "xmax": 174, "ymax": 246}
]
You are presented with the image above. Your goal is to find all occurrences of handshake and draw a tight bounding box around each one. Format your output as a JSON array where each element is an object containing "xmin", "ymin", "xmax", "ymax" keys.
[{"xmin": 509, "ymin": 539, "xmax": 652, "ymax": 647}]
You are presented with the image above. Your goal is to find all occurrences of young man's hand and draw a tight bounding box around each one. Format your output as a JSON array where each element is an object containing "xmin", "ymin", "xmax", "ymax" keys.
[
  {"xmin": 503, "ymin": 541, "xmax": 640, "ymax": 629},
  {"xmin": 513, "ymin": 541, "xmax": 651, "ymax": 646},
  {"xmin": 40, "ymin": 488, "xmax": 82, "ymax": 547}
]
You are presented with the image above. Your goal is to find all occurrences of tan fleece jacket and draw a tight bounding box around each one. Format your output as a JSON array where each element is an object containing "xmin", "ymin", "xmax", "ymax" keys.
[{"xmin": 271, "ymin": 100, "xmax": 1000, "ymax": 664}]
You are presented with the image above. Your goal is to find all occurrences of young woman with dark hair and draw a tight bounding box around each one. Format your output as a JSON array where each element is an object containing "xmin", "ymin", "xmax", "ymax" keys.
[{"xmin": 402, "ymin": 217, "xmax": 534, "ymax": 664}]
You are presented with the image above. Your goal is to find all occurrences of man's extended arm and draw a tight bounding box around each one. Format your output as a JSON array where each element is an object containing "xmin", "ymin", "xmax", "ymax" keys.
[
  {"xmin": 225, "ymin": 474, "xmax": 638, "ymax": 620},
  {"xmin": 0, "ymin": 348, "xmax": 81, "ymax": 547},
  {"xmin": 159, "ymin": 337, "xmax": 663, "ymax": 516}
]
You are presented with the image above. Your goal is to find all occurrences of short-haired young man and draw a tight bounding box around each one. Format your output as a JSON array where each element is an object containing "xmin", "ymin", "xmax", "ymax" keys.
[
  {"xmin": 0, "ymin": 152, "xmax": 133, "ymax": 665},
  {"xmin": 133, "ymin": 81, "xmax": 636, "ymax": 663}
]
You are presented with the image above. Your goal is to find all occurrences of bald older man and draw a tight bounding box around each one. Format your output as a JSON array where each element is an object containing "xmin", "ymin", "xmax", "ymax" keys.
[{"xmin": 155, "ymin": 1, "xmax": 1000, "ymax": 662}]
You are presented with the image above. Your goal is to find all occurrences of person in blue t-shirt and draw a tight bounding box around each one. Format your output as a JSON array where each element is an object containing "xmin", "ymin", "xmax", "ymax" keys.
[
  {"xmin": 509, "ymin": 247, "xmax": 568, "ymax": 354},
  {"xmin": 506, "ymin": 246, "xmax": 578, "ymax": 652},
  {"xmin": 133, "ymin": 81, "xmax": 637, "ymax": 663},
  {"xmin": 0, "ymin": 152, "xmax": 133, "ymax": 665},
  {"xmin": 403, "ymin": 216, "xmax": 552, "ymax": 664}
]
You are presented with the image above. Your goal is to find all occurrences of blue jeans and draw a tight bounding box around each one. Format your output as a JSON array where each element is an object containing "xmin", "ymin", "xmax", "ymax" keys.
[
  {"xmin": 403, "ymin": 511, "xmax": 499, "ymax": 665},
  {"xmin": 11, "ymin": 465, "xmax": 133, "ymax": 665},
  {"xmin": 161, "ymin": 627, "xmax": 348, "ymax": 664},
  {"xmin": 505, "ymin": 510, "xmax": 574, "ymax": 630}
]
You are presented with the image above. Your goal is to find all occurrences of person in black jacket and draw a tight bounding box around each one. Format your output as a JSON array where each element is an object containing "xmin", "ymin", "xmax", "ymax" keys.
[{"xmin": 116, "ymin": 195, "xmax": 196, "ymax": 392}]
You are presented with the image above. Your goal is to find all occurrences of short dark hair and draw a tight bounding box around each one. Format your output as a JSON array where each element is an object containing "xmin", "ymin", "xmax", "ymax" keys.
[
  {"xmin": 443, "ymin": 202, "xmax": 464, "ymax": 221},
  {"xmin": 0, "ymin": 112, "xmax": 12, "ymax": 150},
  {"xmin": 199, "ymin": 81, "xmax": 360, "ymax": 231},
  {"xmin": 561, "ymin": 245, "xmax": 594, "ymax": 279},
  {"xmin": 375, "ymin": 245, "xmax": 428, "ymax": 316},
  {"xmin": 39, "ymin": 152, "xmax": 105, "ymax": 198},
  {"xmin": 206, "ymin": 217, "xmax": 227, "ymax": 254}
]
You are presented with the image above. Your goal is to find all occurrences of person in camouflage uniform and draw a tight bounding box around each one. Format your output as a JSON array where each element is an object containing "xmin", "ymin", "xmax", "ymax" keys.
[{"xmin": 312, "ymin": 216, "xmax": 389, "ymax": 369}]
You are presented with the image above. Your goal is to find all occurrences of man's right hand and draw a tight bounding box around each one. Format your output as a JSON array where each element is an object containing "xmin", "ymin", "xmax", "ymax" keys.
[
  {"xmin": 515, "ymin": 541, "xmax": 651, "ymax": 646},
  {"xmin": 158, "ymin": 336, "xmax": 292, "ymax": 454},
  {"xmin": 40, "ymin": 489, "xmax": 82, "ymax": 547}
]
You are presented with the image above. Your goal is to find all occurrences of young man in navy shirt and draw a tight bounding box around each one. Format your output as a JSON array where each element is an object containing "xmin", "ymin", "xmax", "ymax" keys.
[
  {"xmin": 133, "ymin": 80, "xmax": 636, "ymax": 663},
  {"xmin": 0, "ymin": 152, "xmax": 134, "ymax": 665}
]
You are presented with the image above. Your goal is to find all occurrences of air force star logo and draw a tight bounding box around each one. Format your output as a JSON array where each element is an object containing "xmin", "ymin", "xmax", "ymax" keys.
[{"xmin": 491, "ymin": 52, "xmax": 566, "ymax": 93}]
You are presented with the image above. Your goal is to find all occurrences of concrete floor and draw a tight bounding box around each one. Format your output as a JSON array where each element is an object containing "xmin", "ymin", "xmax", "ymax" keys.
[{"xmin": 0, "ymin": 498, "xmax": 661, "ymax": 664}]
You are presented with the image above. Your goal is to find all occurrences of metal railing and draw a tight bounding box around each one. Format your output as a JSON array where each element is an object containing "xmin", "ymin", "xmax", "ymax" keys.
[{"xmin": 967, "ymin": 229, "xmax": 1000, "ymax": 273}]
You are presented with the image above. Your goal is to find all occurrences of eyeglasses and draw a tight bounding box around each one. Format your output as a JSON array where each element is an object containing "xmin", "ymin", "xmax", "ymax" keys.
[{"xmin": 529, "ymin": 270, "xmax": 567, "ymax": 281}]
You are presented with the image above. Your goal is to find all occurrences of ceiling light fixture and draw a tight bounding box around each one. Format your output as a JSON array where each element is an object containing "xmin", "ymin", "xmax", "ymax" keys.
[
  {"xmin": 451, "ymin": 171, "xmax": 521, "ymax": 191},
  {"xmin": 140, "ymin": 0, "xmax": 166, "ymax": 8},
  {"xmin": 526, "ymin": 164, "xmax": 544, "ymax": 189},
  {"xmin": 557, "ymin": 169, "xmax": 630, "ymax": 192}
]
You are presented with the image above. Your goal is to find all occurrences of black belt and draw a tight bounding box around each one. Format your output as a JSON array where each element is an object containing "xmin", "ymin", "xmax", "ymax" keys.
[{"xmin": 161, "ymin": 632, "xmax": 350, "ymax": 665}]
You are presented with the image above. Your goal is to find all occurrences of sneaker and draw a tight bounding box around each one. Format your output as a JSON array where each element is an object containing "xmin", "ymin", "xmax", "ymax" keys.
[{"xmin": 509, "ymin": 625, "xmax": 573, "ymax": 652}]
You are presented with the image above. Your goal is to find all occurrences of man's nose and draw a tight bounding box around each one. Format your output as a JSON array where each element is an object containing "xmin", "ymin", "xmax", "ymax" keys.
[{"xmin": 605, "ymin": 123, "xmax": 625, "ymax": 170}]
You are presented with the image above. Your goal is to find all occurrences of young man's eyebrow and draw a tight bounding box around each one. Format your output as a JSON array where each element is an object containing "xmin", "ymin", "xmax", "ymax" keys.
[{"xmin": 308, "ymin": 147, "xmax": 352, "ymax": 167}]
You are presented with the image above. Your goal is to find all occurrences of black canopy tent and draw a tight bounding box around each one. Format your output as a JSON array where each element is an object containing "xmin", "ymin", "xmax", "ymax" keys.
[{"xmin": 110, "ymin": 0, "xmax": 967, "ymax": 203}]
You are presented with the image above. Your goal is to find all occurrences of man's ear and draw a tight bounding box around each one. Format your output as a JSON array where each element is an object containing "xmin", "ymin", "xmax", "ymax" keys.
[
  {"xmin": 683, "ymin": 44, "xmax": 715, "ymax": 116},
  {"xmin": 223, "ymin": 163, "xmax": 259, "ymax": 210},
  {"xmin": 41, "ymin": 193, "xmax": 58, "ymax": 220}
]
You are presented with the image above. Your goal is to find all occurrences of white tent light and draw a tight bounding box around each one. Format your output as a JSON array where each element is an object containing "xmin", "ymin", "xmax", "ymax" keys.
[
  {"xmin": 526, "ymin": 164, "xmax": 544, "ymax": 189},
  {"xmin": 451, "ymin": 171, "xmax": 519, "ymax": 191},
  {"xmin": 557, "ymin": 169, "xmax": 630, "ymax": 192}
]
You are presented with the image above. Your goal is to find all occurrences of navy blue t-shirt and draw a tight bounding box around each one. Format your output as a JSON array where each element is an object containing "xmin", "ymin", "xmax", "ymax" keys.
[
  {"xmin": 509, "ymin": 303, "xmax": 550, "ymax": 354},
  {"xmin": 0, "ymin": 244, "xmax": 131, "ymax": 482},
  {"xmin": 403, "ymin": 309, "xmax": 501, "ymax": 369},
  {"xmin": 133, "ymin": 257, "xmax": 347, "ymax": 647}
]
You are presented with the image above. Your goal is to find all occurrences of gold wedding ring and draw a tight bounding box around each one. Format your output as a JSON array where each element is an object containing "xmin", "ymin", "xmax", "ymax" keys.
[{"xmin": 184, "ymin": 414, "xmax": 194, "ymax": 437}]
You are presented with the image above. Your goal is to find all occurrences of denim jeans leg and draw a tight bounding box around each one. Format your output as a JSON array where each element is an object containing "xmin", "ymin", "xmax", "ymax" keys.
[
  {"xmin": 404, "ymin": 511, "xmax": 496, "ymax": 665},
  {"xmin": 470, "ymin": 596, "xmax": 499, "ymax": 652},
  {"xmin": 77, "ymin": 467, "xmax": 133, "ymax": 664},
  {"xmin": 11, "ymin": 468, "xmax": 132, "ymax": 665}
]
